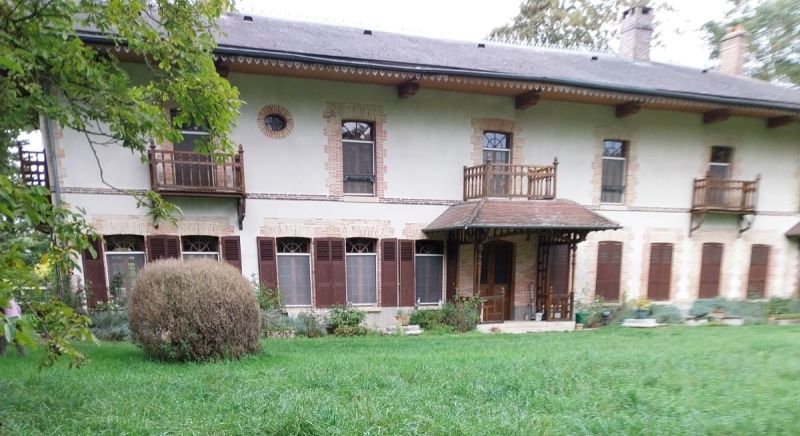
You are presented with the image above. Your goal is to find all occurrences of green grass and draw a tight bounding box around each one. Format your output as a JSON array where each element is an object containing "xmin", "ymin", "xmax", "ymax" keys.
[{"xmin": 2, "ymin": 326, "xmax": 800, "ymax": 435}]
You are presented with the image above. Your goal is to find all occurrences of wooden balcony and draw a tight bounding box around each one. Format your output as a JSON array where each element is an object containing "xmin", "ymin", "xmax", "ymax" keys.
[
  {"xmin": 148, "ymin": 145, "xmax": 245, "ymax": 197},
  {"xmin": 691, "ymin": 177, "xmax": 759, "ymax": 213},
  {"xmin": 463, "ymin": 160, "xmax": 557, "ymax": 201},
  {"xmin": 18, "ymin": 146, "xmax": 48, "ymax": 188}
]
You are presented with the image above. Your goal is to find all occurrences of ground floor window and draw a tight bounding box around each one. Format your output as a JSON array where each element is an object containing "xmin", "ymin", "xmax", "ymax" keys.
[
  {"xmin": 277, "ymin": 238, "xmax": 312, "ymax": 306},
  {"xmin": 346, "ymin": 238, "xmax": 377, "ymax": 305},
  {"xmin": 104, "ymin": 235, "xmax": 146, "ymax": 302},
  {"xmin": 415, "ymin": 240, "xmax": 443, "ymax": 304},
  {"xmin": 181, "ymin": 235, "xmax": 219, "ymax": 261}
]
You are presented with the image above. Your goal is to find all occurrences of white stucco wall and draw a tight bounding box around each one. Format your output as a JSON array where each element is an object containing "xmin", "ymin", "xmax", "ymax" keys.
[{"xmin": 55, "ymin": 68, "xmax": 800, "ymax": 307}]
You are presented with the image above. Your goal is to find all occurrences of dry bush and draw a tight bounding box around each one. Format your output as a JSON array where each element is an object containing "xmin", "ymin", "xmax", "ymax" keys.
[{"xmin": 129, "ymin": 259, "xmax": 261, "ymax": 362}]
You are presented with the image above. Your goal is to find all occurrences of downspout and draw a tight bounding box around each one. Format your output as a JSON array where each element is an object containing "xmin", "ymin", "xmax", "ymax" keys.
[{"xmin": 40, "ymin": 113, "xmax": 62, "ymax": 206}]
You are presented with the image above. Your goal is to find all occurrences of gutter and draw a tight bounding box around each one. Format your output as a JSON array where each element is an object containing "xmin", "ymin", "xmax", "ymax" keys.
[{"xmin": 76, "ymin": 32, "xmax": 800, "ymax": 114}]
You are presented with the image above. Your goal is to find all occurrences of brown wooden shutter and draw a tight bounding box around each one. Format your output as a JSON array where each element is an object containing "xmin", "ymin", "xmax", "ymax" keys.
[
  {"xmin": 399, "ymin": 240, "xmax": 416, "ymax": 306},
  {"xmin": 647, "ymin": 243, "xmax": 673, "ymax": 301},
  {"xmin": 257, "ymin": 237, "xmax": 278, "ymax": 289},
  {"xmin": 746, "ymin": 244, "xmax": 770, "ymax": 298},
  {"xmin": 595, "ymin": 241, "xmax": 622, "ymax": 301},
  {"xmin": 221, "ymin": 236, "xmax": 242, "ymax": 272},
  {"xmin": 548, "ymin": 244, "xmax": 570, "ymax": 295},
  {"xmin": 380, "ymin": 239, "xmax": 398, "ymax": 307},
  {"xmin": 698, "ymin": 243, "xmax": 723, "ymax": 298},
  {"xmin": 446, "ymin": 239, "xmax": 459, "ymax": 302},
  {"xmin": 146, "ymin": 235, "xmax": 180, "ymax": 261},
  {"xmin": 82, "ymin": 237, "xmax": 108, "ymax": 308},
  {"xmin": 314, "ymin": 238, "xmax": 346, "ymax": 307}
]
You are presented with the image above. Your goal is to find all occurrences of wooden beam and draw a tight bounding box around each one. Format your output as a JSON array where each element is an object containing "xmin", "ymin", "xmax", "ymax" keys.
[
  {"xmin": 703, "ymin": 109, "xmax": 731, "ymax": 124},
  {"xmin": 766, "ymin": 116, "xmax": 797, "ymax": 129},
  {"xmin": 615, "ymin": 101, "xmax": 642, "ymax": 118},
  {"xmin": 515, "ymin": 90, "xmax": 541, "ymax": 110},
  {"xmin": 397, "ymin": 80, "xmax": 420, "ymax": 99}
]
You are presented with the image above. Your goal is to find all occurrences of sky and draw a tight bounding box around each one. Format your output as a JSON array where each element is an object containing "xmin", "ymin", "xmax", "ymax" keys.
[
  {"xmin": 237, "ymin": 0, "xmax": 732, "ymax": 68},
  {"xmin": 21, "ymin": 0, "xmax": 733, "ymax": 151}
]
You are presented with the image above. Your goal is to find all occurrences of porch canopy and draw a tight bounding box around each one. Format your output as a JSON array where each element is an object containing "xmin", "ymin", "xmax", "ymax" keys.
[{"xmin": 424, "ymin": 199, "xmax": 619, "ymax": 322}]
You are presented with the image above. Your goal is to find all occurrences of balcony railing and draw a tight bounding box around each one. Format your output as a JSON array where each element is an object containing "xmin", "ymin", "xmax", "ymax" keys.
[
  {"xmin": 18, "ymin": 146, "xmax": 48, "ymax": 188},
  {"xmin": 148, "ymin": 145, "xmax": 245, "ymax": 196},
  {"xmin": 691, "ymin": 176, "xmax": 759, "ymax": 213},
  {"xmin": 463, "ymin": 160, "xmax": 557, "ymax": 201}
]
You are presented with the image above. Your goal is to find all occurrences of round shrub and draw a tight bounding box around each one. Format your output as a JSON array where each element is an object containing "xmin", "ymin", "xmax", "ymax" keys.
[{"xmin": 129, "ymin": 259, "xmax": 261, "ymax": 362}]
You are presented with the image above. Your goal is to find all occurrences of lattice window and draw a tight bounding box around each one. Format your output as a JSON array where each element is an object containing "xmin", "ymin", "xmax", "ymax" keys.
[
  {"xmin": 346, "ymin": 238, "xmax": 376, "ymax": 253},
  {"xmin": 342, "ymin": 121, "xmax": 375, "ymax": 195},
  {"xmin": 346, "ymin": 238, "xmax": 377, "ymax": 304},
  {"xmin": 276, "ymin": 237, "xmax": 312, "ymax": 306},
  {"xmin": 105, "ymin": 235, "xmax": 145, "ymax": 252},
  {"xmin": 415, "ymin": 240, "xmax": 443, "ymax": 255},
  {"xmin": 483, "ymin": 131, "xmax": 511, "ymax": 164},
  {"xmin": 181, "ymin": 235, "xmax": 219, "ymax": 261},
  {"xmin": 278, "ymin": 238, "xmax": 310, "ymax": 254}
]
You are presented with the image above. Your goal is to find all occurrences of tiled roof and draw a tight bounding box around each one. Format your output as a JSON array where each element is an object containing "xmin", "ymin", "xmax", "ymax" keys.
[
  {"xmin": 212, "ymin": 13, "xmax": 800, "ymax": 111},
  {"xmin": 786, "ymin": 221, "xmax": 800, "ymax": 237},
  {"xmin": 424, "ymin": 199, "xmax": 620, "ymax": 232}
]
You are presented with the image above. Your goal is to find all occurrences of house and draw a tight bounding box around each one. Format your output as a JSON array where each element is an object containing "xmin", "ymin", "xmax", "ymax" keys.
[{"xmin": 22, "ymin": 7, "xmax": 800, "ymax": 326}]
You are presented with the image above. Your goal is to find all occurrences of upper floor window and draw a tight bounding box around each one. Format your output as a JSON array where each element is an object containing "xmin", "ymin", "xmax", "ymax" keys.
[
  {"xmin": 483, "ymin": 131, "xmax": 511, "ymax": 164},
  {"xmin": 170, "ymin": 109, "xmax": 210, "ymax": 152},
  {"xmin": 601, "ymin": 140, "xmax": 627, "ymax": 203},
  {"xmin": 277, "ymin": 238, "xmax": 312, "ymax": 307},
  {"xmin": 342, "ymin": 121, "xmax": 375, "ymax": 195},
  {"xmin": 709, "ymin": 146, "xmax": 733, "ymax": 179},
  {"xmin": 104, "ymin": 235, "xmax": 146, "ymax": 302},
  {"xmin": 181, "ymin": 235, "xmax": 219, "ymax": 261},
  {"xmin": 345, "ymin": 238, "xmax": 377, "ymax": 305}
]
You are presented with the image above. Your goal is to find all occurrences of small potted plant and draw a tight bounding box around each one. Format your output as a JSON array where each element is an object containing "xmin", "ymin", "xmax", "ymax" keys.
[{"xmin": 634, "ymin": 296, "xmax": 651, "ymax": 319}]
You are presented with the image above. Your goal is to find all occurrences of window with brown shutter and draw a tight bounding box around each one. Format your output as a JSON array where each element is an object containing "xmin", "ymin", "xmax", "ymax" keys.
[
  {"xmin": 399, "ymin": 239, "xmax": 416, "ymax": 306},
  {"xmin": 82, "ymin": 237, "xmax": 108, "ymax": 308},
  {"xmin": 595, "ymin": 241, "xmax": 622, "ymax": 301},
  {"xmin": 146, "ymin": 235, "xmax": 180, "ymax": 261},
  {"xmin": 698, "ymin": 243, "xmax": 723, "ymax": 298},
  {"xmin": 380, "ymin": 239, "xmax": 398, "ymax": 307},
  {"xmin": 647, "ymin": 243, "xmax": 673, "ymax": 301},
  {"xmin": 105, "ymin": 235, "xmax": 146, "ymax": 303},
  {"xmin": 345, "ymin": 238, "xmax": 377, "ymax": 305},
  {"xmin": 257, "ymin": 237, "xmax": 278, "ymax": 289},
  {"xmin": 221, "ymin": 236, "xmax": 242, "ymax": 271},
  {"xmin": 276, "ymin": 238, "xmax": 312, "ymax": 306},
  {"xmin": 315, "ymin": 238, "xmax": 347, "ymax": 307},
  {"xmin": 746, "ymin": 244, "xmax": 770, "ymax": 298}
]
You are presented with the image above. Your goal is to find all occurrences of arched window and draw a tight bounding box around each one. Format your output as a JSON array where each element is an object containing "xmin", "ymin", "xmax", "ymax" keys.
[
  {"xmin": 104, "ymin": 235, "xmax": 146, "ymax": 302},
  {"xmin": 277, "ymin": 238, "xmax": 312, "ymax": 306},
  {"xmin": 346, "ymin": 238, "xmax": 377, "ymax": 304}
]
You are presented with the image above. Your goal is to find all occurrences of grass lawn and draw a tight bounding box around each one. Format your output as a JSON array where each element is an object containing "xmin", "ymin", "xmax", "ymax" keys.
[{"xmin": 2, "ymin": 326, "xmax": 800, "ymax": 435}]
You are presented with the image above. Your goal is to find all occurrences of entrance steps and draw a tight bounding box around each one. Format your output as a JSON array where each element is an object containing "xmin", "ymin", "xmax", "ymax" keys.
[{"xmin": 477, "ymin": 320, "xmax": 575, "ymax": 334}]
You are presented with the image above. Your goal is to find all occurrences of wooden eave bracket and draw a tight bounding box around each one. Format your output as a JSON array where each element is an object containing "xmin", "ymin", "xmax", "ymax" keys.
[
  {"xmin": 615, "ymin": 101, "xmax": 642, "ymax": 118},
  {"xmin": 214, "ymin": 60, "xmax": 230, "ymax": 78},
  {"xmin": 398, "ymin": 80, "xmax": 420, "ymax": 98},
  {"xmin": 515, "ymin": 90, "xmax": 542, "ymax": 110},
  {"xmin": 766, "ymin": 115, "xmax": 798, "ymax": 129},
  {"xmin": 703, "ymin": 109, "xmax": 731, "ymax": 124}
]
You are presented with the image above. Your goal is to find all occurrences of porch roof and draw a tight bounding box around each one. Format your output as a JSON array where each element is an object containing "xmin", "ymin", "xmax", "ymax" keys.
[
  {"xmin": 786, "ymin": 221, "xmax": 800, "ymax": 237},
  {"xmin": 423, "ymin": 199, "xmax": 620, "ymax": 232}
]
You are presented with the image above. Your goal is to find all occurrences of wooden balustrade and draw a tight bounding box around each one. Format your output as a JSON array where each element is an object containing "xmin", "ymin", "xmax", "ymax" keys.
[
  {"xmin": 18, "ymin": 146, "xmax": 48, "ymax": 188},
  {"xmin": 147, "ymin": 145, "xmax": 245, "ymax": 196},
  {"xmin": 463, "ymin": 160, "xmax": 558, "ymax": 200},
  {"xmin": 691, "ymin": 176, "xmax": 759, "ymax": 213}
]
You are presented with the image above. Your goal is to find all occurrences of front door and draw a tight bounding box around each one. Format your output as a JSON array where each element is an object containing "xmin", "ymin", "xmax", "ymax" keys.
[{"xmin": 479, "ymin": 241, "xmax": 513, "ymax": 322}]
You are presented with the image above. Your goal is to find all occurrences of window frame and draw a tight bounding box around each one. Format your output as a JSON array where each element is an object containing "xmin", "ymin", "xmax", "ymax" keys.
[
  {"xmin": 482, "ymin": 131, "xmax": 512, "ymax": 164},
  {"xmin": 181, "ymin": 235, "xmax": 220, "ymax": 261},
  {"xmin": 341, "ymin": 120, "xmax": 376, "ymax": 196},
  {"xmin": 600, "ymin": 139, "xmax": 628, "ymax": 204},
  {"xmin": 708, "ymin": 145, "xmax": 733, "ymax": 180},
  {"xmin": 103, "ymin": 235, "xmax": 147, "ymax": 302},
  {"xmin": 276, "ymin": 238, "xmax": 313, "ymax": 308},
  {"xmin": 414, "ymin": 251, "xmax": 444, "ymax": 305},
  {"xmin": 345, "ymin": 238, "xmax": 378, "ymax": 306}
]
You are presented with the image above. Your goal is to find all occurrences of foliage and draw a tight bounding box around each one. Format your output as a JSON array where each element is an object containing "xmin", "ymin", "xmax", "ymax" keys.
[
  {"xmin": 290, "ymin": 312, "xmax": 327, "ymax": 338},
  {"xmin": 703, "ymin": 0, "xmax": 800, "ymax": 85},
  {"xmin": 261, "ymin": 309, "xmax": 295, "ymax": 336},
  {"xmin": 576, "ymin": 296, "xmax": 613, "ymax": 327},
  {"xmin": 4, "ymin": 327, "xmax": 800, "ymax": 433},
  {"xmin": 649, "ymin": 304, "xmax": 684, "ymax": 324},
  {"xmin": 26, "ymin": 300, "xmax": 97, "ymax": 368},
  {"xmin": 409, "ymin": 309, "xmax": 446, "ymax": 330},
  {"xmin": 633, "ymin": 296, "xmax": 652, "ymax": 310},
  {"xmin": 489, "ymin": 0, "xmax": 672, "ymax": 50},
  {"xmin": 129, "ymin": 259, "xmax": 260, "ymax": 362},
  {"xmin": 326, "ymin": 305, "xmax": 366, "ymax": 333},
  {"xmin": 422, "ymin": 324, "xmax": 456, "ymax": 335},
  {"xmin": 772, "ymin": 313, "xmax": 800, "ymax": 320},
  {"xmin": 252, "ymin": 276, "xmax": 285, "ymax": 312},
  {"xmin": 689, "ymin": 298, "xmax": 771, "ymax": 324},
  {"xmin": 442, "ymin": 295, "xmax": 482, "ymax": 333},
  {"xmin": 766, "ymin": 297, "xmax": 800, "ymax": 316},
  {"xmin": 332, "ymin": 325, "xmax": 371, "ymax": 337},
  {"xmin": 89, "ymin": 310, "xmax": 130, "ymax": 341}
]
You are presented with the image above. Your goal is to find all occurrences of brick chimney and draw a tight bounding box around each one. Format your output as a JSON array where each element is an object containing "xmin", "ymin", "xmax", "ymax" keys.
[
  {"xmin": 719, "ymin": 24, "xmax": 748, "ymax": 75},
  {"xmin": 619, "ymin": 6, "xmax": 653, "ymax": 61}
]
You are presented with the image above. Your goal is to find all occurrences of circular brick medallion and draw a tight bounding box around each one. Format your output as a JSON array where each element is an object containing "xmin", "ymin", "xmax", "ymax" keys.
[{"xmin": 257, "ymin": 104, "xmax": 294, "ymax": 139}]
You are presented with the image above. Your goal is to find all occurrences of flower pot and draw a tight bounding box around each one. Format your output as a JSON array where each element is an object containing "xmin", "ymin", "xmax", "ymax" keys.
[
  {"xmin": 635, "ymin": 309, "xmax": 649, "ymax": 319},
  {"xmin": 535, "ymin": 312, "xmax": 543, "ymax": 322}
]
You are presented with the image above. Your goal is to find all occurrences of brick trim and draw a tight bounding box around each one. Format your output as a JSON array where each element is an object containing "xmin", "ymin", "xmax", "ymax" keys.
[
  {"xmin": 257, "ymin": 104, "xmax": 294, "ymax": 139},
  {"xmin": 591, "ymin": 126, "xmax": 639, "ymax": 207},
  {"xmin": 323, "ymin": 102, "xmax": 388, "ymax": 197}
]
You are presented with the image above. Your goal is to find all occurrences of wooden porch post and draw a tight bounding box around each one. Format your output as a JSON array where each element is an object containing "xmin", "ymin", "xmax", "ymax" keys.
[{"xmin": 569, "ymin": 240, "xmax": 577, "ymax": 321}]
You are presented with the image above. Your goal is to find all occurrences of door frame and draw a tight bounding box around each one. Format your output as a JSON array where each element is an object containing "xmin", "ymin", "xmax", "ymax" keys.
[{"xmin": 479, "ymin": 240, "xmax": 515, "ymax": 322}]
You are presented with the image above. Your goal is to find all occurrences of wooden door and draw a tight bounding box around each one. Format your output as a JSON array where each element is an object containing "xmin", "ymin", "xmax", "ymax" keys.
[
  {"xmin": 479, "ymin": 242, "xmax": 513, "ymax": 322},
  {"xmin": 647, "ymin": 243, "xmax": 673, "ymax": 301},
  {"xmin": 698, "ymin": 243, "xmax": 723, "ymax": 298},
  {"xmin": 746, "ymin": 244, "xmax": 770, "ymax": 298}
]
